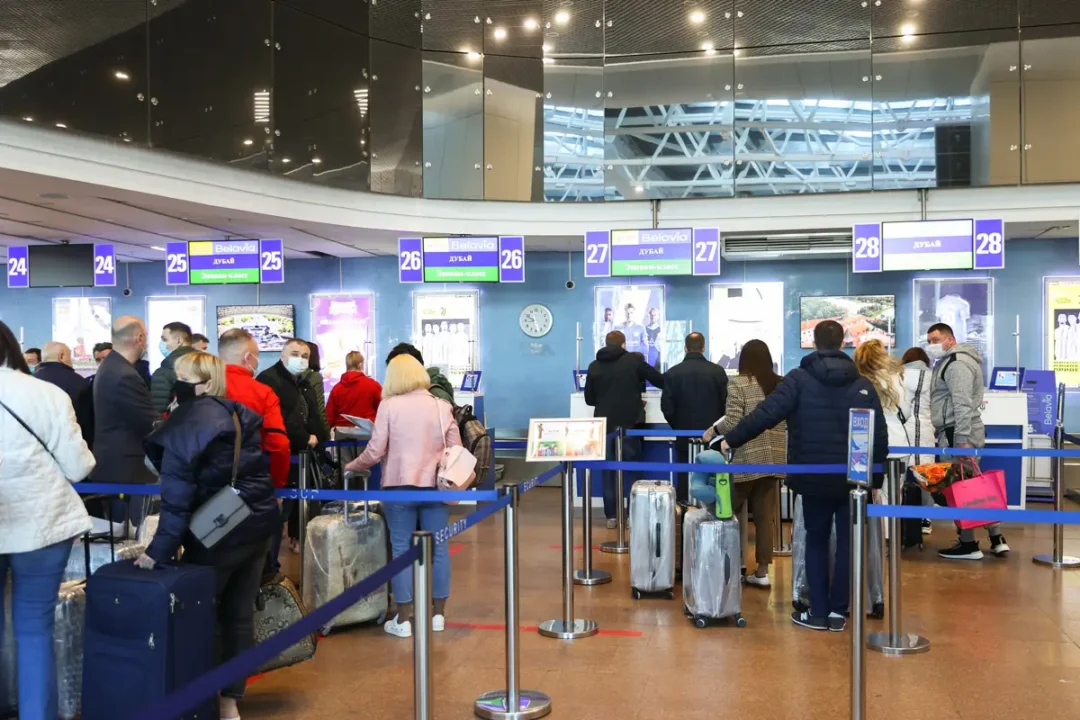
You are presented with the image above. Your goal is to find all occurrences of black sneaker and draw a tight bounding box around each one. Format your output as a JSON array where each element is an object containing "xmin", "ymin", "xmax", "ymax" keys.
[
  {"xmin": 791, "ymin": 610, "xmax": 827, "ymax": 631},
  {"xmin": 938, "ymin": 540, "xmax": 983, "ymax": 560},
  {"xmin": 921, "ymin": 519, "xmax": 933, "ymax": 535},
  {"xmin": 989, "ymin": 534, "xmax": 1010, "ymax": 556},
  {"xmin": 827, "ymin": 613, "xmax": 847, "ymax": 632}
]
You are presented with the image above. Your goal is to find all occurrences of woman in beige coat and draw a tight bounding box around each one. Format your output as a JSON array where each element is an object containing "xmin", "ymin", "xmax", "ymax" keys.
[{"xmin": 703, "ymin": 340, "xmax": 786, "ymax": 587}]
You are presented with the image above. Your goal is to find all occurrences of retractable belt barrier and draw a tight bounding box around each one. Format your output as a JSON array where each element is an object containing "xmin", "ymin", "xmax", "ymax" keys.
[{"xmin": 95, "ymin": 461, "xmax": 565, "ymax": 720}]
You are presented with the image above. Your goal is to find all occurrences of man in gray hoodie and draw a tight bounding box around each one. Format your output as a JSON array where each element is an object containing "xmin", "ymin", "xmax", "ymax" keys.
[{"xmin": 926, "ymin": 322, "xmax": 1008, "ymax": 560}]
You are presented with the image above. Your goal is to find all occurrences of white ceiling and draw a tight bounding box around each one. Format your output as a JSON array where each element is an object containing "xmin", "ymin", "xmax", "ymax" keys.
[{"xmin": 0, "ymin": 167, "xmax": 584, "ymax": 262}]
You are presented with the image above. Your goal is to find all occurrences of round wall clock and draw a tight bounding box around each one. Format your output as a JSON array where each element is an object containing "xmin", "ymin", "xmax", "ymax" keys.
[{"xmin": 519, "ymin": 303, "xmax": 554, "ymax": 338}]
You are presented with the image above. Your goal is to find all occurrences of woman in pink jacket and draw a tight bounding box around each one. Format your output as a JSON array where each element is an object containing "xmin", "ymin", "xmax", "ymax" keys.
[{"xmin": 345, "ymin": 354, "xmax": 461, "ymax": 638}]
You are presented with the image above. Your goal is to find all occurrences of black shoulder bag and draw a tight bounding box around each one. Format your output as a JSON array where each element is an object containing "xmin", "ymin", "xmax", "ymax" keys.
[{"xmin": 189, "ymin": 407, "xmax": 252, "ymax": 549}]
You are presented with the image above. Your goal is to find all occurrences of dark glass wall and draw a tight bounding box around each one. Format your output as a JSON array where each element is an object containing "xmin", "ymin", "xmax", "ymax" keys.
[{"xmin": 0, "ymin": 0, "xmax": 1077, "ymax": 202}]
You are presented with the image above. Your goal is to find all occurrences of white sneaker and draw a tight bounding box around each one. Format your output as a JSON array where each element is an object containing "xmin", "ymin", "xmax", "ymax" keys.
[
  {"xmin": 605, "ymin": 518, "xmax": 617, "ymax": 529},
  {"xmin": 384, "ymin": 615, "xmax": 412, "ymax": 638},
  {"xmin": 745, "ymin": 573, "xmax": 770, "ymax": 588},
  {"xmin": 433, "ymin": 614, "xmax": 445, "ymax": 632}
]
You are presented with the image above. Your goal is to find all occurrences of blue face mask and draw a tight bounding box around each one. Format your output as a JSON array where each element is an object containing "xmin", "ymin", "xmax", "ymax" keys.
[
  {"xmin": 159, "ymin": 340, "xmax": 170, "ymax": 357},
  {"xmin": 286, "ymin": 356, "xmax": 308, "ymax": 375}
]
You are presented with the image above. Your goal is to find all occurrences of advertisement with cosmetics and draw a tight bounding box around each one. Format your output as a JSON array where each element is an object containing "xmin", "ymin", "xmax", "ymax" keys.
[
  {"xmin": 708, "ymin": 282, "xmax": 785, "ymax": 373},
  {"xmin": 1046, "ymin": 279, "xmax": 1080, "ymax": 386},
  {"xmin": 412, "ymin": 291, "xmax": 478, "ymax": 388},
  {"xmin": 311, "ymin": 293, "xmax": 375, "ymax": 394},
  {"xmin": 51, "ymin": 297, "xmax": 112, "ymax": 371}
]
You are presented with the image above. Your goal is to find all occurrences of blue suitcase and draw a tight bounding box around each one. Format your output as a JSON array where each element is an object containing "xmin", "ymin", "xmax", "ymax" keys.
[{"xmin": 82, "ymin": 561, "xmax": 218, "ymax": 720}]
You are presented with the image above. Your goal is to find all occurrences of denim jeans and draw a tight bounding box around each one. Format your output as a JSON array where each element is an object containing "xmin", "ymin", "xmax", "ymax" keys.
[
  {"xmin": 384, "ymin": 494, "xmax": 451, "ymax": 605},
  {"xmin": 802, "ymin": 495, "xmax": 851, "ymax": 618},
  {"xmin": 0, "ymin": 538, "xmax": 75, "ymax": 720},
  {"xmin": 602, "ymin": 434, "xmax": 640, "ymax": 519}
]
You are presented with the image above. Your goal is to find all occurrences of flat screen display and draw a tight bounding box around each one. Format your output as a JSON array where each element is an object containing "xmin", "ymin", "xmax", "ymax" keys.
[
  {"xmin": 610, "ymin": 228, "xmax": 694, "ymax": 277},
  {"xmin": 422, "ymin": 237, "xmax": 500, "ymax": 282},
  {"xmin": 28, "ymin": 244, "xmax": 94, "ymax": 288},
  {"xmin": 216, "ymin": 304, "xmax": 296, "ymax": 352},
  {"xmin": 881, "ymin": 219, "xmax": 974, "ymax": 271},
  {"xmin": 800, "ymin": 295, "xmax": 896, "ymax": 349}
]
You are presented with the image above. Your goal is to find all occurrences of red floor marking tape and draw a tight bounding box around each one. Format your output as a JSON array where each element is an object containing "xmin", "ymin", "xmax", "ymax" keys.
[
  {"xmin": 450, "ymin": 543, "xmax": 466, "ymax": 556},
  {"xmin": 446, "ymin": 621, "xmax": 642, "ymax": 637}
]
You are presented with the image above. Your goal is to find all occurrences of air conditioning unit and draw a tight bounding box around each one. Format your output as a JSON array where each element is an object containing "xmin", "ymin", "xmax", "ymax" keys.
[{"xmin": 722, "ymin": 231, "xmax": 852, "ymax": 261}]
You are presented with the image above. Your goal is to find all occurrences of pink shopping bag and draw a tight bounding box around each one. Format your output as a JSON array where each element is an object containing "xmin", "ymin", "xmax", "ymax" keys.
[{"xmin": 941, "ymin": 468, "xmax": 1007, "ymax": 530}]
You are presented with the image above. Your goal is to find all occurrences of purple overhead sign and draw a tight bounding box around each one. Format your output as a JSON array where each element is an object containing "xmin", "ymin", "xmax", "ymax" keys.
[
  {"xmin": 584, "ymin": 230, "xmax": 611, "ymax": 278},
  {"xmin": 6, "ymin": 246, "xmax": 28, "ymax": 288},
  {"xmin": 398, "ymin": 237, "xmax": 423, "ymax": 283},
  {"xmin": 93, "ymin": 244, "xmax": 116, "ymax": 287},
  {"xmin": 973, "ymin": 218, "xmax": 1004, "ymax": 269},
  {"xmin": 852, "ymin": 223, "xmax": 882, "ymax": 273}
]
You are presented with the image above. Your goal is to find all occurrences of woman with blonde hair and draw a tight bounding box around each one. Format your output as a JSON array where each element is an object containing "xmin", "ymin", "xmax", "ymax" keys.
[
  {"xmin": 135, "ymin": 351, "xmax": 279, "ymax": 720},
  {"xmin": 854, "ymin": 340, "xmax": 912, "ymax": 492},
  {"xmin": 345, "ymin": 354, "xmax": 461, "ymax": 638}
]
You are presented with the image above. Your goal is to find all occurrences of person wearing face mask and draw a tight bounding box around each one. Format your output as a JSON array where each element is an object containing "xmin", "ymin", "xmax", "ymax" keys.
[
  {"xmin": 135, "ymin": 351, "xmax": 279, "ymax": 720},
  {"xmin": 89, "ymin": 316, "xmax": 161, "ymax": 530},
  {"xmin": 150, "ymin": 321, "xmax": 196, "ymax": 414},
  {"xmin": 926, "ymin": 322, "xmax": 1009, "ymax": 560},
  {"xmin": 22, "ymin": 347, "xmax": 41, "ymax": 374},
  {"xmin": 258, "ymin": 338, "xmax": 326, "ymax": 554}
]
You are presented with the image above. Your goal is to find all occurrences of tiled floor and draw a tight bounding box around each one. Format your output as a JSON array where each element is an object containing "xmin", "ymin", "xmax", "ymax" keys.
[{"xmin": 245, "ymin": 488, "xmax": 1080, "ymax": 719}]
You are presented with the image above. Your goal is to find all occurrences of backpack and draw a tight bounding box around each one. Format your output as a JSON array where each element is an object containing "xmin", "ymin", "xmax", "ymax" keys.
[{"xmin": 453, "ymin": 404, "xmax": 491, "ymax": 484}]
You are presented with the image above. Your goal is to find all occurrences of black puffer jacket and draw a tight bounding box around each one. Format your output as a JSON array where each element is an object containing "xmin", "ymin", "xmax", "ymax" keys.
[
  {"xmin": 143, "ymin": 396, "xmax": 280, "ymax": 563},
  {"xmin": 150, "ymin": 345, "xmax": 196, "ymax": 413},
  {"xmin": 723, "ymin": 350, "xmax": 889, "ymax": 498},
  {"xmin": 583, "ymin": 346, "xmax": 664, "ymax": 429}
]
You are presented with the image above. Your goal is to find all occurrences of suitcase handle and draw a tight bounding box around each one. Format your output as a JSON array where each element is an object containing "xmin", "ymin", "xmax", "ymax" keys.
[
  {"xmin": 655, "ymin": 522, "xmax": 661, "ymax": 558},
  {"xmin": 342, "ymin": 470, "xmax": 371, "ymax": 526}
]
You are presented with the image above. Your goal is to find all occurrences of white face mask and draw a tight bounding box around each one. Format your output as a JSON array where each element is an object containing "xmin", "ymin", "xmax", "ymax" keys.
[
  {"xmin": 244, "ymin": 353, "xmax": 259, "ymax": 375},
  {"xmin": 286, "ymin": 356, "xmax": 308, "ymax": 375},
  {"xmin": 926, "ymin": 343, "xmax": 946, "ymax": 361}
]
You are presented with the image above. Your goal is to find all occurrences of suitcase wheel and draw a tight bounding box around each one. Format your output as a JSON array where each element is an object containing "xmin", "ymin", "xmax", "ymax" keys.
[
  {"xmin": 869, "ymin": 603, "xmax": 885, "ymax": 620},
  {"xmin": 683, "ymin": 606, "xmax": 693, "ymax": 618},
  {"xmin": 664, "ymin": 590, "xmax": 675, "ymax": 601},
  {"xmin": 693, "ymin": 616, "xmax": 708, "ymax": 629},
  {"xmin": 735, "ymin": 614, "xmax": 747, "ymax": 628},
  {"xmin": 631, "ymin": 588, "xmax": 643, "ymax": 601}
]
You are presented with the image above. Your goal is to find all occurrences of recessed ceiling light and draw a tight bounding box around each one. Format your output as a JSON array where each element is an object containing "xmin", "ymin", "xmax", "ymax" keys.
[
  {"xmin": 701, "ymin": 41, "xmax": 715, "ymax": 54},
  {"xmin": 466, "ymin": 51, "xmax": 482, "ymax": 60},
  {"xmin": 900, "ymin": 23, "xmax": 915, "ymax": 36},
  {"xmin": 634, "ymin": 185, "xmax": 644, "ymax": 193},
  {"xmin": 689, "ymin": 9, "xmax": 706, "ymax": 24},
  {"xmin": 542, "ymin": 43, "xmax": 551, "ymax": 53},
  {"xmin": 114, "ymin": 70, "xmax": 130, "ymax": 81},
  {"xmin": 55, "ymin": 122, "xmax": 67, "ymax": 128},
  {"xmin": 554, "ymin": 10, "xmax": 570, "ymax": 25},
  {"xmin": 493, "ymin": 27, "xmax": 507, "ymax": 40},
  {"xmin": 243, "ymin": 138, "xmax": 254, "ymax": 146},
  {"xmin": 542, "ymin": 57, "xmax": 554, "ymax": 65},
  {"xmin": 150, "ymin": 245, "xmax": 165, "ymax": 251},
  {"xmin": 312, "ymin": 157, "xmax": 322, "ymax": 164},
  {"xmin": 281, "ymin": 158, "xmax": 291, "ymax": 164},
  {"xmin": 22, "ymin": 116, "xmax": 32, "ymax": 122},
  {"xmin": 524, "ymin": 17, "xmax": 539, "ymax": 30}
]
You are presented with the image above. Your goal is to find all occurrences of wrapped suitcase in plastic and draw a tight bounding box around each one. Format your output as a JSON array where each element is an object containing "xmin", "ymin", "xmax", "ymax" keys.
[
  {"xmin": 136, "ymin": 513, "xmax": 160, "ymax": 545},
  {"xmin": 1, "ymin": 578, "xmax": 86, "ymax": 720},
  {"xmin": 682, "ymin": 508, "xmax": 746, "ymax": 628},
  {"xmin": 64, "ymin": 538, "xmax": 146, "ymax": 582},
  {"xmin": 303, "ymin": 474, "xmax": 388, "ymax": 634},
  {"xmin": 791, "ymin": 494, "xmax": 884, "ymax": 618},
  {"xmin": 253, "ymin": 577, "xmax": 317, "ymax": 673},
  {"xmin": 82, "ymin": 562, "xmax": 217, "ymax": 720},
  {"xmin": 629, "ymin": 480, "xmax": 677, "ymax": 599}
]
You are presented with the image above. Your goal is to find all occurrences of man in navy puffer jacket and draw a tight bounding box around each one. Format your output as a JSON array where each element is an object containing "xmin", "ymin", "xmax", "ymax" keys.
[{"xmin": 722, "ymin": 320, "xmax": 888, "ymax": 632}]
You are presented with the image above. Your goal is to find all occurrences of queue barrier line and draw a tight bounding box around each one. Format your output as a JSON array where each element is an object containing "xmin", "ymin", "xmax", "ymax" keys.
[
  {"xmin": 573, "ymin": 460, "xmax": 884, "ymax": 475},
  {"xmin": 868, "ymin": 504, "xmax": 1080, "ymax": 524},
  {"xmin": 76, "ymin": 483, "xmax": 161, "ymax": 496},
  {"xmin": 139, "ymin": 548, "xmax": 419, "ymax": 720},
  {"xmin": 275, "ymin": 488, "xmax": 500, "ymax": 503},
  {"xmin": 494, "ymin": 440, "xmax": 528, "ymax": 450},
  {"xmin": 890, "ymin": 445, "xmax": 1080, "ymax": 458},
  {"xmin": 520, "ymin": 464, "xmax": 563, "ymax": 494},
  {"xmin": 624, "ymin": 429, "xmax": 702, "ymax": 438}
]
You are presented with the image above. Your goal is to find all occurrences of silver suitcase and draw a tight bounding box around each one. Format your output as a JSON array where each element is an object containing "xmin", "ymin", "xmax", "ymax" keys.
[
  {"xmin": 682, "ymin": 508, "xmax": 745, "ymax": 627},
  {"xmin": 629, "ymin": 480, "xmax": 677, "ymax": 598},
  {"xmin": 791, "ymin": 494, "xmax": 884, "ymax": 617},
  {"xmin": 303, "ymin": 475, "xmax": 388, "ymax": 634},
  {"xmin": 253, "ymin": 577, "xmax": 317, "ymax": 673},
  {"xmin": 2, "ymin": 578, "xmax": 86, "ymax": 720},
  {"xmin": 64, "ymin": 538, "xmax": 146, "ymax": 582}
]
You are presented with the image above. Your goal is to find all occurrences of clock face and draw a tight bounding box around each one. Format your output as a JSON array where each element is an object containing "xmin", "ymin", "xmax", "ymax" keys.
[{"xmin": 519, "ymin": 304, "xmax": 553, "ymax": 338}]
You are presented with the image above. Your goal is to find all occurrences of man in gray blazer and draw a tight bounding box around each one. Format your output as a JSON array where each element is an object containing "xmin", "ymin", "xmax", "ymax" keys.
[{"xmin": 91, "ymin": 316, "xmax": 160, "ymax": 530}]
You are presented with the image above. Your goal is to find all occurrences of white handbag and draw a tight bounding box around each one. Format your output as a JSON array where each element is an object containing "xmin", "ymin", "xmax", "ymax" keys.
[{"xmin": 434, "ymin": 398, "xmax": 477, "ymax": 489}]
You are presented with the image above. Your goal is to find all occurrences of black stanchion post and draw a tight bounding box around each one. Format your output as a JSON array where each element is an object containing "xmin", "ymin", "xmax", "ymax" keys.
[
  {"xmin": 413, "ymin": 531, "xmax": 434, "ymax": 720},
  {"xmin": 538, "ymin": 461, "xmax": 598, "ymax": 639},
  {"xmin": 298, "ymin": 452, "xmax": 309, "ymax": 589},
  {"xmin": 574, "ymin": 467, "xmax": 611, "ymax": 586},
  {"xmin": 1034, "ymin": 384, "xmax": 1080, "ymax": 569},
  {"xmin": 600, "ymin": 429, "xmax": 629, "ymax": 554},
  {"xmin": 867, "ymin": 459, "xmax": 930, "ymax": 655},
  {"xmin": 851, "ymin": 485, "xmax": 867, "ymax": 720},
  {"xmin": 475, "ymin": 485, "xmax": 552, "ymax": 719}
]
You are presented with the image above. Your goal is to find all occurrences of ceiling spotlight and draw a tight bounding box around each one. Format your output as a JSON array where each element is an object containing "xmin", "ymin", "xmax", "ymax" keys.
[
  {"xmin": 55, "ymin": 122, "xmax": 67, "ymax": 128},
  {"xmin": 466, "ymin": 51, "xmax": 482, "ymax": 60},
  {"xmin": 22, "ymin": 116, "xmax": 32, "ymax": 122},
  {"xmin": 542, "ymin": 57, "xmax": 554, "ymax": 65},
  {"xmin": 312, "ymin": 157, "xmax": 322, "ymax": 164},
  {"xmin": 554, "ymin": 10, "xmax": 570, "ymax": 25},
  {"xmin": 634, "ymin": 185, "xmax": 645, "ymax": 193},
  {"xmin": 524, "ymin": 17, "xmax": 539, "ymax": 30},
  {"xmin": 114, "ymin": 70, "xmax": 130, "ymax": 81},
  {"xmin": 493, "ymin": 27, "xmax": 507, "ymax": 40},
  {"xmin": 701, "ymin": 41, "xmax": 715, "ymax": 54},
  {"xmin": 150, "ymin": 246, "xmax": 166, "ymax": 251},
  {"xmin": 243, "ymin": 138, "xmax": 254, "ymax": 146},
  {"xmin": 689, "ymin": 9, "xmax": 706, "ymax": 24},
  {"xmin": 900, "ymin": 23, "xmax": 915, "ymax": 36},
  {"xmin": 281, "ymin": 157, "xmax": 291, "ymax": 164},
  {"xmin": 542, "ymin": 43, "xmax": 551, "ymax": 53}
]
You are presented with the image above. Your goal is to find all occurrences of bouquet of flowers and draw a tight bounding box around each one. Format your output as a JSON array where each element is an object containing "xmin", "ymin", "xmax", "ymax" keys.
[{"xmin": 910, "ymin": 457, "xmax": 980, "ymax": 492}]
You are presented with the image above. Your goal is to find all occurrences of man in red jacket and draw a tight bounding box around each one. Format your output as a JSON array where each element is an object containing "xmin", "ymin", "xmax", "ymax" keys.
[
  {"xmin": 326, "ymin": 351, "xmax": 382, "ymax": 428},
  {"xmin": 219, "ymin": 328, "xmax": 291, "ymax": 489}
]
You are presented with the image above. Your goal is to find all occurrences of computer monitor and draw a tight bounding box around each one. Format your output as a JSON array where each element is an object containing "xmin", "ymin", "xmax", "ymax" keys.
[{"xmin": 989, "ymin": 367, "xmax": 1025, "ymax": 391}]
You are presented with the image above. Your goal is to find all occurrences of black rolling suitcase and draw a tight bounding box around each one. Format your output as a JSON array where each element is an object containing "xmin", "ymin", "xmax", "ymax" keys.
[{"xmin": 901, "ymin": 481, "xmax": 925, "ymax": 550}]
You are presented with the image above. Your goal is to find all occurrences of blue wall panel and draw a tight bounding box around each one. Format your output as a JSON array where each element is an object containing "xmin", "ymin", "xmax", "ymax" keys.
[{"xmin": 2, "ymin": 237, "xmax": 1077, "ymax": 433}]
